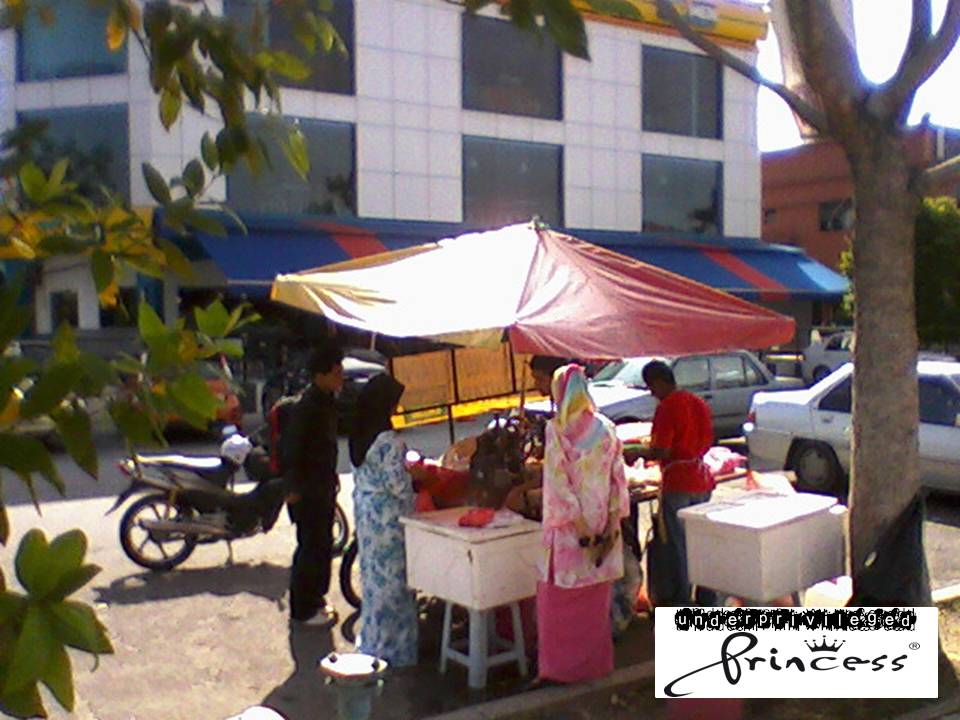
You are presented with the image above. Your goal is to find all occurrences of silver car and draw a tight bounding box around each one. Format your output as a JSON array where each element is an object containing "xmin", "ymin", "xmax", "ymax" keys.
[{"xmin": 530, "ymin": 350, "xmax": 803, "ymax": 439}]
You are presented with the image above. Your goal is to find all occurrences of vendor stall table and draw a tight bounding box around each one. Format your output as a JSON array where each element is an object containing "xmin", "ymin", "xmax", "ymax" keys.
[{"xmin": 400, "ymin": 508, "xmax": 543, "ymax": 689}]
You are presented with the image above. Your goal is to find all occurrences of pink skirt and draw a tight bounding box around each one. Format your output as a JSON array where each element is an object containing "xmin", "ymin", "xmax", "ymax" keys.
[{"xmin": 536, "ymin": 579, "xmax": 613, "ymax": 683}]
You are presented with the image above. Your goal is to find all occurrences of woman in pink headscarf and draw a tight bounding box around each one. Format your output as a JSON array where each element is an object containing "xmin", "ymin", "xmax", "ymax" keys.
[{"xmin": 534, "ymin": 364, "xmax": 629, "ymax": 685}]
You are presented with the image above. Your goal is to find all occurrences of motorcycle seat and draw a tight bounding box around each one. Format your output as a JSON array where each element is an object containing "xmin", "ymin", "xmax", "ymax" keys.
[{"xmin": 135, "ymin": 454, "xmax": 233, "ymax": 485}]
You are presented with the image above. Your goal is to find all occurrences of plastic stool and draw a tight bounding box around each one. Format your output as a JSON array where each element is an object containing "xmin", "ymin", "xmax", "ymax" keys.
[{"xmin": 439, "ymin": 601, "xmax": 529, "ymax": 689}]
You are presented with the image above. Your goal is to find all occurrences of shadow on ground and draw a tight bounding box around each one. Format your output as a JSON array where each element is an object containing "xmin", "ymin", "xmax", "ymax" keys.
[{"xmin": 94, "ymin": 561, "xmax": 289, "ymax": 607}]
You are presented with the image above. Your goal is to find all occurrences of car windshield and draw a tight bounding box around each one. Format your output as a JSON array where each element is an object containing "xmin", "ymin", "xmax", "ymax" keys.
[{"xmin": 591, "ymin": 357, "xmax": 657, "ymax": 388}]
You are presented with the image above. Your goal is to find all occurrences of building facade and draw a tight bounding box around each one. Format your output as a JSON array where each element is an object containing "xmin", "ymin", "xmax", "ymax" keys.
[
  {"xmin": 762, "ymin": 123, "xmax": 960, "ymax": 271},
  {"xmin": 2, "ymin": 0, "xmax": 840, "ymax": 347}
]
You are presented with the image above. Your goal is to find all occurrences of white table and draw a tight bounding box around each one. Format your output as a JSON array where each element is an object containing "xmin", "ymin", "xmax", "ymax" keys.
[{"xmin": 400, "ymin": 508, "xmax": 543, "ymax": 689}]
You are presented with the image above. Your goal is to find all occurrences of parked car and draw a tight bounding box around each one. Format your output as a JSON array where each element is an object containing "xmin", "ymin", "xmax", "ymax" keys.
[
  {"xmin": 801, "ymin": 330, "xmax": 854, "ymax": 385},
  {"xmin": 744, "ymin": 360, "xmax": 960, "ymax": 495},
  {"xmin": 528, "ymin": 350, "xmax": 803, "ymax": 439}
]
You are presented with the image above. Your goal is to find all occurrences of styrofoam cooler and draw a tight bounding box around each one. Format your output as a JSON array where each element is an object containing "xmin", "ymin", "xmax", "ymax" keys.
[
  {"xmin": 678, "ymin": 491, "xmax": 847, "ymax": 602},
  {"xmin": 400, "ymin": 508, "xmax": 544, "ymax": 610}
]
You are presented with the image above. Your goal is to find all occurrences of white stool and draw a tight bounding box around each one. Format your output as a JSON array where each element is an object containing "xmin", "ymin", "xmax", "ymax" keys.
[{"xmin": 439, "ymin": 601, "xmax": 529, "ymax": 689}]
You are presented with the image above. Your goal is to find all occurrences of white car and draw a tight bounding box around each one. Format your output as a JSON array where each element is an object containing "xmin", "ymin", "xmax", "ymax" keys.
[
  {"xmin": 529, "ymin": 350, "xmax": 803, "ymax": 439},
  {"xmin": 745, "ymin": 360, "xmax": 960, "ymax": 495},
  {"xmin": 801, "ymin": 330, "xmax": 854, "ymax": 385}
]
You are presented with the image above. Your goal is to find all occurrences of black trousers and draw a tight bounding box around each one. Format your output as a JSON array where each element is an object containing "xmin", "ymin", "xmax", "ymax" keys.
[{"xmin": 288, "ymin": 492, "xmax": 336, "ymax": 621}]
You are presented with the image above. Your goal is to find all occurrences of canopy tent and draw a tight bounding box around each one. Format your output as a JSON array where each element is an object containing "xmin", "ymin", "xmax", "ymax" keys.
[{"xmin": 271, "ymin": 223, "xmax": 795, "ymax": 359}]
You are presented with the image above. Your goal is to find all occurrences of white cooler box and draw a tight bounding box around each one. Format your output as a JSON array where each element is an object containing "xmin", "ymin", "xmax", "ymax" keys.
[
  {"xmin": 400, "ymin": 508, "xmax": 544, "ymax": 610},
  {"xmin": 678, "ymin": 491, "xmax": 846, "ymax": 602}
]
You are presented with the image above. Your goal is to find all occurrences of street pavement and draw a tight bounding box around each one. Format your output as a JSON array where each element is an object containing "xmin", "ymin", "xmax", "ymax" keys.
[{"xmin": 4, "ymin": 416, "xmax": 960, "ymax": 719}]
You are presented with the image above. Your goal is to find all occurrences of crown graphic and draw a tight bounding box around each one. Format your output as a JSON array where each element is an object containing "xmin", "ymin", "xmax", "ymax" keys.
[{"xmin": 805, "ymin": 635, "xmax": 846, "ymax": 653}]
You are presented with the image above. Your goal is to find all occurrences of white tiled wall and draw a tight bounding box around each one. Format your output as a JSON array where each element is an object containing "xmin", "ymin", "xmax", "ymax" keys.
[{"xmin": 2, "ymin": 0, "xmax": 762, "ymax": 233}]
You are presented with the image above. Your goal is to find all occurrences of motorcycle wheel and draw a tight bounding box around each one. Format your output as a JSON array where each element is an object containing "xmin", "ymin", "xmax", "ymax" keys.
[
  {"xmin": 332, "ymin": 503, "xmax": 349, "ymax": 556},
  {"xmin": 119, "ymin": 493, "xmax": 198, "ymax": 571},
  {"xmin": 339, "ymin": 538, "xmax": 362, "ymax": 610}
]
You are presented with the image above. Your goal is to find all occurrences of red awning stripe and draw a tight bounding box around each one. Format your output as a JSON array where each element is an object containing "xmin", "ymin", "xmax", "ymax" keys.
[
  {"xmin": 310, "ymin": 221, "xmax": 389, "ymax": 259},
  {"xmin": 703, "ymin": 248, "xmax": 789, "ymax": 302}
]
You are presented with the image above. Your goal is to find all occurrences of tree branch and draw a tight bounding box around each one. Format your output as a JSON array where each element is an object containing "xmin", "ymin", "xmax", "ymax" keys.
[
  {"xmin": 869, "ymin": 0, "xmax": 960, "ymax": 121},
  {"xmin": 654, "ymin": 0, "xmax": 828, "ymax": 134},
  {"xmin": 911, "ymin": 154, "xmax": 960, "ymax": 195}
]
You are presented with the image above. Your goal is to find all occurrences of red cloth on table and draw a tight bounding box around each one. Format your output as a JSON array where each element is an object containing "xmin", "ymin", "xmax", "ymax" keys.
[
  {"xmin": 651, "ymin": 390, "xmax": 716, "ymax": 494},
  {"xmin": 458, "ymin": 507, "xmax": 495, "ymax": 527}
]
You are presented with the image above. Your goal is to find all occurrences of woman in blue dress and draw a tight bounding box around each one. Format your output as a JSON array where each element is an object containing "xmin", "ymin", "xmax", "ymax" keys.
[{"xmin": 349, "ymin": 373, "xmax": 418, "ymax": 666}]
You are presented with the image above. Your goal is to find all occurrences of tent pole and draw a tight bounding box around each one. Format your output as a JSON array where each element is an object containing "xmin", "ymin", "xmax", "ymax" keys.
[{"xmin": 446, "ymin": 405, "xmax": 455, "ymax": 445}]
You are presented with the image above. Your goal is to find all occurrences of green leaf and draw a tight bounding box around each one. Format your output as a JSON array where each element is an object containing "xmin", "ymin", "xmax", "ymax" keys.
[
  {"xmin": 4, "ymin": 605, "xmax": 59, "ymax": 695},
  {"xmin": 0, "ymin": 592, "xmax": 27, "ymax": 624},
  {"xmin": 47, "ymin": 531, "xmax": 86, "ymax": 577},
  {"xmin": 194, "ymin": 300, "xmax": 230, "ymax": 337},
  {"xmin": 293, "ymin": 17, "xmax": 317, "ymax": 54},
  {"xmin": 208, "ymin": 338, "xmax": 243, "ymax": 358},
  {"xmin": 49, "ymin": 565, "xmax": 100, "ymax": 602},
  {"xmin": 109, "ymin": 401, "xmax": 160, "ymax": 446},
  {"xmin": 77, "ymin": 352, "xmax": 117, "ymax": 395},
  {"xmin": 90, "ymin": 250, "xmax": 114, "ymax": 297},
  {"xmin": 264, "ymin": 50, "xmax": 311, "ymax": 81},
  {"xmin": 316, "ymin": 16, "xmax": 336, "ymax": 53},
  {"xmin": 137, "ymin": 299, "xmax": 167, "ymax": 345},
  {"xmin": 316, "ymin": 0, "xmax": 333, "ymax": 12},
  {"xmin": 201, "ymin": 132, "xmax": 219, "ymax": 171},
  {"xmin": 18, "ymin": 163, "xmax": 47, "ymax": 203},
  {"xmin": 169, "ymin": 372, "xmax": 220, "ymax": 427},
  {"xmin": 49, "ymin": 600, "xmax": 113, "ymax": 655},
  {"xmin": 142, "ymin": 163, "xmax": 172, "ymax": 205},
  {"xmin": 158, "ymin": 237, "xmax": 195, "ymax": 279},
  {"xmin": 0, "ymin": 357, "xmax": 36, "ymax": 401},
  {"xmin": 281, "ymin": 127, "xmax": 310, "ymax": 181},
  {"xmin": 20, "ymin": 363, "xmax": 82, "ymax": 419},
  {"xmin": 540, "ymin": 0, "xmax": 589, "ymax": 59},
  {"xmin": 51, "ymin": 323, "xmax": 80, "ymax": 364},
  {"xmin": 182, "ymin": 159, "xmax": 205, "ymax": 197},
  {"xmin": 39, "ymin": 644, "xmax": 73, "ymax": 712},
  {"xmin": 0, "ymin": 680, "xmax": 46, "ymax": 719},
  {"xmin": 47, "ymin": 158, "xmax": 70, "ymax": 192},
  {"xmin": 0, "ymin": 435, "xmax": 63, "ymax": 496},
  {"xmin": 584, "ymin": 0, "xmax": 642, "ymax": 19},
  {"xmin": 13, "ymin": 529, "xmax": 50, "ymax": 599},
  {"xmin": 184, "ymin": 210, "xmax": 227, "ymax": 237},
  {"xmin": 52, "ymin": 408, "xmax": 97, "ymax": 480},
  {"xmin": 159, "ymin": 87, "xmax": 183, "ymax": 130}
]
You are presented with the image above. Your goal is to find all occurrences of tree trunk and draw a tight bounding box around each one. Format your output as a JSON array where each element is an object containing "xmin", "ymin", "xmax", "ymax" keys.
[{"xmin": 846, "ymin": 128, "xmax": 929, "ymax": 603}]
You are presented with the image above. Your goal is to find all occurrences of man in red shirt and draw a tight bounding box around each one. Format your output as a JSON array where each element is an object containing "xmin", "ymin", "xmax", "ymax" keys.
[{"xmin": 629, "ymin": 360, "xmax": 716, "ymax": 606}]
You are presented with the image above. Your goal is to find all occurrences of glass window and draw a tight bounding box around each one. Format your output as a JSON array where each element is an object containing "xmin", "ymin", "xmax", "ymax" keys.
[
  {"xmin": 227, "ymin": 116, "xmax": 355, "ymax": 216},
  {"xmin": 642, "ymin": 46, "xmax": 721, "ymax": 139},
  {"xmin": 673, "ymin": 357, "xmax": 710, "ymax": 391},
  {"xmin": 819, "ymin": 377, "xmax": 852, "ymax": 413},
  {"xmin": 744, "ymin": 359, "xmax": 765, "ymax": 386},
  {"xmin": 463, "ymin": 136, "xmax": 562, "ymax": 227},
  {"xmin": 18, "ymin": 0, "xmax": 127, "ymax": 81},
  {"xmin": 18, "ymin": 106, "xmax": 130, "ymax": 198},
  {"xmin": 99, "ymin": 287, "xmax": 138, "ymax": 328},
  {"xmin": 462, "ymin": 14, "xmax": 561, "ymax": 119},
  {"xmin": 225, "ymin": 0, "xmax": 354, "ymax": 95},
  {"xmin": 919, "ymin": 379, "xmax": 960, "ymax": 426},
  {"xmin": 50, "ymin": 290, "xmax": 78, "ymax": 329},
  {"xmin": 819, "ymin": 199, "xmax": 854, "ymax": 231},
  {"xmin": 642, "ymin": 155, "xmax": 722, "ymax": 234},
  {"xmin": 712, "ymin": 355, "xmax": 746, "ymax": 389}
]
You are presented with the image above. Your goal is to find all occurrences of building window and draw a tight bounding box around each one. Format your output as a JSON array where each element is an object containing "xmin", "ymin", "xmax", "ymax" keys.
[
  {"xmin": 462, "ymin": 15, "xmax": 561, "ymax": 120},
  {"xmin": 99, "ymin": 287, "xmax": 138, "ymax": 328},
  {"xmin": 17, "ymin": 105, "xmax": 130, "ymax": 198},
  {"xmin": 17, "ymin": 0, "xmax": 127, "ymax": 82},
  {"xmin": 227, "ymin": 116, "xmax": 355, "ymax": 216},
  {"xmin": 642, "ymin": 155, "xmax": 722, "ymax": 234},
  {"xmin": 50, "ymin": 290, "xmax": 79, "ymax": 330},
  {"xmin": 463, "ymin": 136, "xmax": 563, "ymax": 227},
  {"xmin": 225, "ymin": 0, "xmax": 354, "ymax": 95},
  {"xmin": 819, "ymin": 199, "xmax": 854, "ymax": 231},
  {"xmin": 642, "ymin": 46, "xmax": 722, "ymax": 139}
]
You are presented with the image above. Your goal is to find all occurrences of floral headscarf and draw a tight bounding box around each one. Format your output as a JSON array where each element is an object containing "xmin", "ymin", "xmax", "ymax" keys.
[{"xmin": 551, "ymin": 364, "xmax": 606, "ymax": 450}]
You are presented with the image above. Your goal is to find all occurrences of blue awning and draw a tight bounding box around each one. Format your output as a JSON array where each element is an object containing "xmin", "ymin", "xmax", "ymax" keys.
[{"xmin": 159, "ymin": 212, "xmax": 848, "ymax": 301}]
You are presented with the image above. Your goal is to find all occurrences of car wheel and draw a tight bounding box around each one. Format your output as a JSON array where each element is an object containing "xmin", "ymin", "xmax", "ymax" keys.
[
  {"xmin": 812, "ymin": 366, "xmax": 832, "ymax": 384},
  {"xmin": 792, "ymin": 441, "xmax": 845, "ymax": 496}
]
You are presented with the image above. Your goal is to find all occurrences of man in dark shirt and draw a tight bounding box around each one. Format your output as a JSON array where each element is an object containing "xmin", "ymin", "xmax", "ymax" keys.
[
  {"xmin": 628, "ymin": 360, "xmax": 716, "ymax": 606},
  {"xmin": 282, "ymin": 344, "xmax": 344, "ymax": 626}
]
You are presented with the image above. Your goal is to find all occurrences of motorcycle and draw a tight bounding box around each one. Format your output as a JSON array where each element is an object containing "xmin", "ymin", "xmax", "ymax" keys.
[{"xmin": 110, "ymin": 427, "xmax": 349, "ymax": 571}]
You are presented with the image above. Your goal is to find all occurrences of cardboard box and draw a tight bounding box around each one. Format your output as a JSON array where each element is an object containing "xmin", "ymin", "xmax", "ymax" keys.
[
  {"xmin": 678, "ymin": 491, "xmax": 846, "ymax": 602},
  {"xmin": 400, "ymin": 508, "xmax": 544, "ymax": 610}
]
